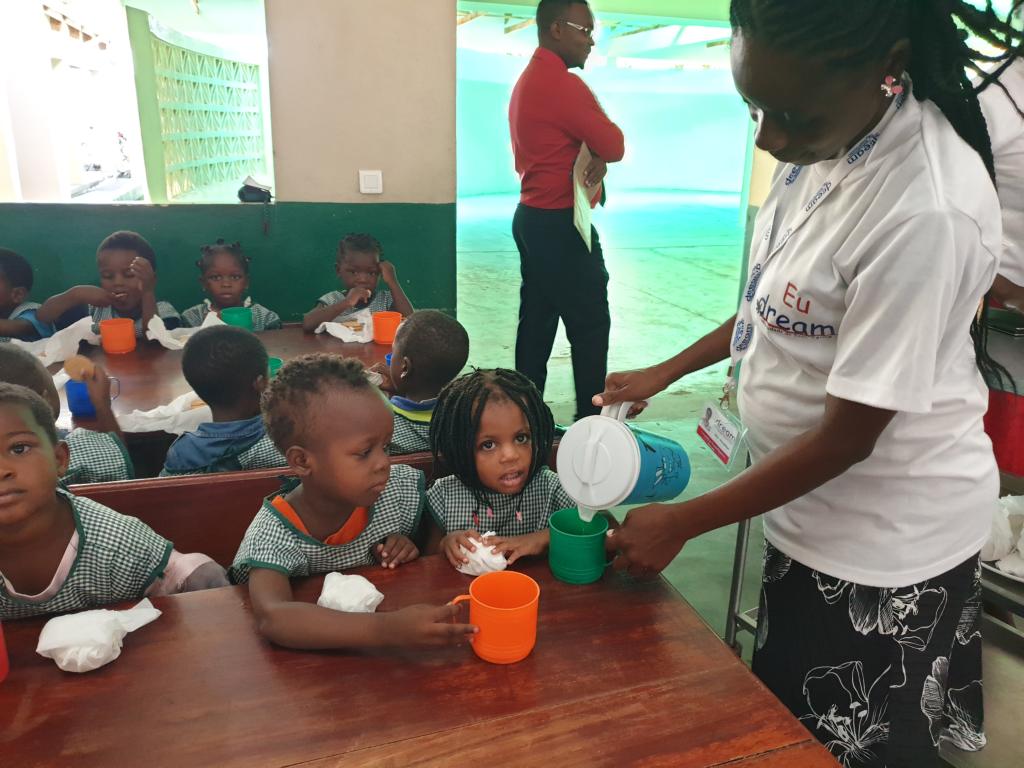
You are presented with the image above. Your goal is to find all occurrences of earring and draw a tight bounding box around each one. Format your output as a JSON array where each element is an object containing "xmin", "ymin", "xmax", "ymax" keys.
[{"xmin": 881, "ymin": 75, "xmax": 905, "ymax": 98}]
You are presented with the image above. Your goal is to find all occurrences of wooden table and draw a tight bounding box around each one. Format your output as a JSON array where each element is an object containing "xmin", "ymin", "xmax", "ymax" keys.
[
  {"xmin": 56, "ymin": 326, "xmax": 390, "ymax": 476},
  {"xmin": 0, "ymin": 557, "xmax": 837, "ymax": 768}
]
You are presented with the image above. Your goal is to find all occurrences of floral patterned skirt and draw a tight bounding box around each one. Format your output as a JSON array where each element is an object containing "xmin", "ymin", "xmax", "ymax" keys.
[{"xmin": 751, "ymin": 542, "xmax": 984, "ymax": 768}]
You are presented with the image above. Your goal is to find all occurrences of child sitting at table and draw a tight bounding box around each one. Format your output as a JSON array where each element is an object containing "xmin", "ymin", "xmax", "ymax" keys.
[
  {"xmin": 181, "ymin": 239, "xmax": 282, "ymax": 331},
  {"xmin": 427, "ymin": 369, "xmax": 574, "ymax": 569},
  {"xmin": 0, "ymin": 345, "xmax": 132, "ymax": 485},
  {"xmin": 0, "ymin": 249, "xmax": 54, "ymax": 342},
  {"xmin": 301, "ymin": 233, "xmax": 414, "ymax": 331},
  {"xmin": 36, "ymin": 231, "xmax": 180, "ymax": 338},
  {"xmin": 160, "ymin": 326, "xmax": 286, "ymax": 476},
  {"xmin": 0, "ymin": 384, "xmax": 228, "ymax": 620},
  {"xmin": 379, "ymin": 310, "xmax": 469, "ymax": 456},
  {"xmin": 229, "ymin": 354, "xmax": 476, "ymax": 650}
]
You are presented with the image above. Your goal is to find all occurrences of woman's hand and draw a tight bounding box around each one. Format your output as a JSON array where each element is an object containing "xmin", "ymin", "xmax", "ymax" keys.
[
  {"xmin": 592, "ymin": 366, "xmax": 670, "ymax": 416},
  {"xmin": 605, "ymin": 504, "xmax": 689, "ymax": 576}
]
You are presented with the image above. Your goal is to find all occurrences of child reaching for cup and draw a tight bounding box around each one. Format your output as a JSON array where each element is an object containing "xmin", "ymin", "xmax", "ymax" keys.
[
  {"xmin": 0, "ymin": 384, "xmax": 227, "ymax": 620},
  {"xmin": 228, "ymin": 354, "xmax": 476, "ymax": 650},
  {"xmin": 301, "ymin": 233, "xmax": 414, "ymax": 332},
  {"xmin": 36, "ymin": 231, "xmax": 180, "ymax": 337},
  {"xmin": 426, "ymin": 369, "xmax": 575, "ymax": 568},
  {"xmin": 181, "ymin": 240, "xmax": 282, "ymax": 331}
]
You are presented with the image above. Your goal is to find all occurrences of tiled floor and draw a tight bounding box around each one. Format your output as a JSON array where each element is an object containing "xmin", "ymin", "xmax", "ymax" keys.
[{"xmin": 457, "ymin": 191, "xmax": 765, "ymax": 647}]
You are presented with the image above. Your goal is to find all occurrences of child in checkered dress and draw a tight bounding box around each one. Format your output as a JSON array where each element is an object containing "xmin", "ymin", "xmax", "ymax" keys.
[
  {"xmin": 0, "ymin": 345, "xmax": 132, "ymax": 485},
  {"xmin": 37, "ymin": 231, "xmax": 180, "ymax": 338},
  {"xmin": 228, "ymin": 354, "xmax": 476, "ymax": 650},
  {"xmin": 301, "ymin": 233, "xmax": 415, "ymax": 332},
  {"xmin": 0, "ymin": 384, "xmax": 228, "ymax": 620},
  {"xmin": 379, "ymin": 310, "xmax": 469, "ymax": 456},
  {"xmin": 181, "ymin": 240, "xmax": 282, "ymax": 331},
  {"xmin": 161, "ymin": 326, "xmax": 286, "ymax": 476},
  {"xmin": 426, "ymin": 369, "xmax": 574, "ymax": 569},
  {"xmin": 0, "ymin": 249, "xmax": 53, "ymax": 342}
]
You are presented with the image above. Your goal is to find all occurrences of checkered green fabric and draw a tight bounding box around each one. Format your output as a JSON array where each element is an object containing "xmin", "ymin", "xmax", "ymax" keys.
[
  {"xmin": 426, "ymin": 467, "xmax": 574, "ymax": 537},
  {"xmin": 62, "ymin": 429, "xmax": 134, "ymax": 485},
  {"xmin": 229, "ymin": 463, "xmax": 424, "ymax": 583},
  {"xmin": 387, "ymin": 411, "xmax": 431, "ymax": 455},
  {"xmin": 316, "ymin": 288, "xmax": 394, "ymax": 319},
  {"xmin": 0, "ymin": 489, "xmax": 172, "ymax": 619},
  {"xmin": 90, "ymin": 301, "xmax": 180, "ymax": 338},
  {"xmin": 181, "ymin": 301, "xmax": 283, "ymax": 331},
  {"xmin": 160, "ymin": 434, "xmax": 286, "ymax": 477}
]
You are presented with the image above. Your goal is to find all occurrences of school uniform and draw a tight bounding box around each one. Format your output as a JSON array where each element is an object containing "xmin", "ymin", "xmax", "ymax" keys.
[
  {"xmin": 426, "ymin": 467, "xmax": 573, "ymax": 537},
  {"xmin": 0, "ymin": 489, "xmax": 172, "ymax": 620},
  {"xmin": 316, "ymin": 288, "xmax": 393, "ymax": 320},
  {"xmin": 228, "ymin": 463, "xmax": 424, "ymax": 583},
  {"xmin": 181, "ymin": 299, "xmax": 282, "ymax": 331},
  {"xmin": 160, "ymin": 415, "xmax": 286, "ymax": 476},
  {"xmin": 0, "ymin": 301, "xmax": 54, "ymax": 341},
  {"xmin": 980, "ymin": 60, "xmax": 1024, "ymax": 285},
  {"xmin": 90, "ymin": 302, "xmax": 180, "ymax": 337},
  {"xmin": 61, "ymin": 428, "xmax": 134, "ymax": 485},
  {"xmin": 387, "ymin": 395, "xmax": 434, "ymax": 455},
  {"xmin": 736, "ymin": 86, "xmax": 996, "ymax": 764}
]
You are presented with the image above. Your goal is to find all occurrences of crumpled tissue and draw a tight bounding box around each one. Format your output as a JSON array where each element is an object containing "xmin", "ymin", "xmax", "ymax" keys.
[
  {"xmin": 314, "ymin": 308, "xmax": 374, "ymax": 344},
  {"xmin": 146, "ymin": 312, "xmax": 224, "ymax": 351},
  {"xmin": 36, "ymin": 598, "xmax": 162, "ymax": 673},
  {"xmin": 317, "ymin": 573, "xmax": 384, "ymax": 613},
  {"xmin": 11, "ymin": 317, "xmax": 99, "ymax": 366},
  {"xmin": 119, "ymin": 390, "xmax": 212, "ymax": 435},
  {"xmin": 983, "ymin": 495, "xmax": 1024, "ymax": 565},
  {"xmin": 457, "ymin": 531, "xmax": 507, "ymax": 576}
]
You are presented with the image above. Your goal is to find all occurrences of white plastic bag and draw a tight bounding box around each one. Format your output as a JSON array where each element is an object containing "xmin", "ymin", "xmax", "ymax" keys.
[{"xmin": 36, "ymin": 599, "xmax": 161, "ymax": 673}]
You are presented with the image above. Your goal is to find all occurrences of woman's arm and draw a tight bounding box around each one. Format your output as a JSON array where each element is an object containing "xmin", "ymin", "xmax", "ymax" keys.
[{"xmin": 608, "ymin": 394, "xmax": 896, "ymax": 574}]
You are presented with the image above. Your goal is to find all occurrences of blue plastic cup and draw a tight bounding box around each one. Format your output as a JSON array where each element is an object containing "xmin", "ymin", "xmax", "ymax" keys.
[{"xmin": 65, "ymin": 378, "xmax": 120, "ymax": 419}]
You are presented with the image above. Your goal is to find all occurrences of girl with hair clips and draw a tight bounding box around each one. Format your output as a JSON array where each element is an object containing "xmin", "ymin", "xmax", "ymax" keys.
[
  {"xmin": 426, "ymin": 369, "xmax": 574, "ymax": 569},
  {"xmin": 181, "ymin": 239, "xmax": 282, "ymax": 330},
  {"xmin": 595, "ymin": 2, "xmax": 1022, "ymax": 765}
]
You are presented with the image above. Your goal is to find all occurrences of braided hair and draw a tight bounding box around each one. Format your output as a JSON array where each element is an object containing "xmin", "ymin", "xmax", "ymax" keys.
[
  {"xmin": 430, "ymin": 368, "xmax": 555, "ymax": 509},
  {"xmin": 197, "ymin": 239, "xmax": 249, "ymax": 274},
  {"xmin": 730, "ymin": 0, "xmax": 1022, "ymax": 389},
  {"xmin": 337, "ymin": 233, "xmax": 383, "ymax": 262}
]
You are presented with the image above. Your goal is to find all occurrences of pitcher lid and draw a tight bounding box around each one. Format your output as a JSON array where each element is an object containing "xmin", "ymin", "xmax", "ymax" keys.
[{"xmin": 555, "ymin": 415, "xmax": 639, "ymax": 509}]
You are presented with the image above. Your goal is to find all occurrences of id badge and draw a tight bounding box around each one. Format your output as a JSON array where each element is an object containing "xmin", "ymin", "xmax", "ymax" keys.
[{"xmin": 697, "ymin": 400, "xmax": 748, "ymax": 472}]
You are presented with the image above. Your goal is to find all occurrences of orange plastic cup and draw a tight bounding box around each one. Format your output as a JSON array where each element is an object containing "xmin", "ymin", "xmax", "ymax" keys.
[
  {"xmin": 372, "ymin": 311, "xmax": 402, "ymax": 345},
  {"xmin": 99, "ymin": 318, "xmax": 136, "ymax": 354},
  {"xmin": 451, "ymin": 570, "xmax": 539, "ymax": 664}
]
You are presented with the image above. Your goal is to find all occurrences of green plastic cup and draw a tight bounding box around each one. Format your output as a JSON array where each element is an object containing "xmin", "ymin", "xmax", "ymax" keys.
[
  {"xmin": 548, "ymin": 507, "xmax": 609, "ymax": 585},
  {"xmin": 221, "ymin": 306, "xmax": 254, "ymax": 330},
  {"xmin": 268, "ymin": 357, "xmax": 283, "ymax": 378}
]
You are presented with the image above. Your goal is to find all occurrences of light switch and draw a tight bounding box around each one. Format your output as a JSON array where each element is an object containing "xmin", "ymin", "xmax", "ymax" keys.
[{"xmin": 359, "ymin": 170, "xmax": 383, "ymax": 195}]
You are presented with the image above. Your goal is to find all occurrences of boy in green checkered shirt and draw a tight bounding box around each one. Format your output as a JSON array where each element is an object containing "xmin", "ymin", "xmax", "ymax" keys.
[
  {"xmin": 374, "ymin": 310, "xmax": 470, "ymax": 456},
  {"xmin": 229, "ymin": 354, "xmax": 476, "ymax": 650},
  {"xmin": 0, "ymin": 384, "xmax": 227, "ymax": 620},
  {"xmin": 160, "ymin": 325, "xmax": 285, "ymax": 476},
  {"xmin": 0, "ymin": 345, "xmax": 132, "ymax": 485}
]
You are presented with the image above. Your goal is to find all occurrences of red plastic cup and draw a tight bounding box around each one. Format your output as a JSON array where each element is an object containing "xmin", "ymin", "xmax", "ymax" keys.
[
  {"xmin": 372, "ymin": 311, "xmax": 402, "ymax": 345},
  {"xmin": 99, "ymin": 318, "xmax": 136, "ymax": 354}
]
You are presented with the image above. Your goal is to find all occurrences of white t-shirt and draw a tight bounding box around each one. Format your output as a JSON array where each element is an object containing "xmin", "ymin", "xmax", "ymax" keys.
[
  {"xmin": 739, "ymin": 93, "xmax": 1000, "ymax": 588},
  {"xmin": 981, "ymin": 59, "xmax": 1024, "ymax": 285}
]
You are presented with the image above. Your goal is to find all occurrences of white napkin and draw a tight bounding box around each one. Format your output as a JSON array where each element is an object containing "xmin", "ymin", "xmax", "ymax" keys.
[
  {"xmin": 119, "ymin": 390, "xmax": 212, "ymax": 435},
  {"xmin": 146, "ymin": 312, "xmax": 224, "ymax": 351},
  {"xmin": 36, "ymin": 598, "xmax": 161, "ymax": 673},
  {"xmin": 985, "ymin": 495, "xmax": 1024, "ymax": 566},
  {"xmin": 52, "ymin": 369, "xmax": 71, "ymax": 392},
  {"xmin": 996, "ymin": 552, "xmax": 1024, "ymax": 578},
  {"xmin": 314, "ymin": 307, "xmax": 374, "ymax": 344},
  {"xmin": 317, "ymin": 573, "xmax": 384, "ymax": 613},
  {"xmin": 11, "ymin": 317, "xmax": 99, "ymax": 365},
  {"xmin": 457, "ymin": 531, "xmax": 508, "ymax": 576}
]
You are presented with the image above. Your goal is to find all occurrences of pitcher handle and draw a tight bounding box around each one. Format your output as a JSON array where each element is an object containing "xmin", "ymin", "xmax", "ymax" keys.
[
  {"xmin": 448, "ymin": 595, "xmax": 471, "ymax": 607},
  {"xmin": 600, "ymin": 401, "xmax": 633, "ymax": 422},
  {"xmin": 108, "ymin": 377, "xmax": 121, "ymax": 401}
]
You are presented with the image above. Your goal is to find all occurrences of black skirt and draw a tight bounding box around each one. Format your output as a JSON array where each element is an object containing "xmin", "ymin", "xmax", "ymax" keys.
[{"xmin": 752, "ymin": 542, "xmax": 984, "ymax": 768}]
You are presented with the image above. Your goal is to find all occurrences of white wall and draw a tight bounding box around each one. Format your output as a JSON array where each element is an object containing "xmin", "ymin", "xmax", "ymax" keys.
[{"xmin": 265, "ymin": 0, "xmax": 457, "ymax": 204}]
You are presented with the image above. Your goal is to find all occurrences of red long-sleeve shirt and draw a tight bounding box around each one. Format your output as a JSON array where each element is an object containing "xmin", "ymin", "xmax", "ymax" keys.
[{"xmin": 509, "ymin": 47, "xmax": 625, "ymax": 209}]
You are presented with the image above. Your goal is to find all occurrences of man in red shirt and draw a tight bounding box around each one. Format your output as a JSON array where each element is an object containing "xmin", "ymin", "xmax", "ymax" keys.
[{"xmin": 509, "ymin": 0, "xmax": 625, "ymax": 420}]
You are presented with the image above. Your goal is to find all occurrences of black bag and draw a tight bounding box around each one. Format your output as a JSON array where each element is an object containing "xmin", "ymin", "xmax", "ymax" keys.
[{"xmin": 238, "ymin": 183, "xmax": 272, "ymax": 203}]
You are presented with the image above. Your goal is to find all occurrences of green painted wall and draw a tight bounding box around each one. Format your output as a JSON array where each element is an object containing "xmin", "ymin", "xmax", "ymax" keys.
[{"xmin": 0, "ymin": 202, "xmax": 456, "ymax": 321}]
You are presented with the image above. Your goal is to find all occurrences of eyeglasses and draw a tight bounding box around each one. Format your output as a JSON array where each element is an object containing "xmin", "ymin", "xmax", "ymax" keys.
[{"xmin": 557, "ymin": 19, "xmax": 595, "ymax": 39}]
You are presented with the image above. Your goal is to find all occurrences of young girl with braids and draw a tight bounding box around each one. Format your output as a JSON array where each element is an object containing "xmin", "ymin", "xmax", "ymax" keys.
[
  {"xmin": 182, "ymin": 240, "xmax": 282, "ymax": 331},
  {"xmin": 426, "ymin": 369, "xmax": 574, "ymax": 569},
  {"xmin": 595, "ymin": 2, "xmax": 1022, "ymax": 765}
]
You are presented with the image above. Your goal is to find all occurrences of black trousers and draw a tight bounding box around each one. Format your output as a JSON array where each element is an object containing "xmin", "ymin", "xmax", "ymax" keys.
[{"xmin": 512, "ymin": 204, "xmax": 610, "ymax": 420}]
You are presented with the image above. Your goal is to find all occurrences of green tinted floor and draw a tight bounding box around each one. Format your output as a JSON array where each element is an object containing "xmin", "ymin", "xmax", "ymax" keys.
[{"xmin": 457, "ymin": 191, "xmax": 764, "ymax": 648}]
